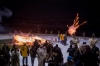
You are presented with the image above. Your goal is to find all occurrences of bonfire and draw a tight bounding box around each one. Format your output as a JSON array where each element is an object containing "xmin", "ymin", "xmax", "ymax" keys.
[{"xmin": 13, "ymin": 32, "xmax": 46, "ymax": 45}]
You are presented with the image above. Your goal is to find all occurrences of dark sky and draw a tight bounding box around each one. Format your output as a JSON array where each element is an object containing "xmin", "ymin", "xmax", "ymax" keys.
[{"xmin": 0, "ymin": 0, "xmax": 100, "ymax": 36}]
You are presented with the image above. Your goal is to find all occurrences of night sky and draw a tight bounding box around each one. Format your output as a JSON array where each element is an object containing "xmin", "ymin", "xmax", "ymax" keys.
[{"xmin": 0, "ymin": 0, "xmax": 100, "ymax": 37}]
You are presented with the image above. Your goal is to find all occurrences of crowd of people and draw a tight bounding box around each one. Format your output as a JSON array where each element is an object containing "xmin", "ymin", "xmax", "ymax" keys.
[
  {"xmin": 0, "ymin": 39, "xmax": 63, "ymax": 66},
  {"xmin": 64, "ymin": 36, "xmax": 100, "ymax": 66},
  {"xmin": 0, "ymin": 35, "xmax": 100, "ymax": 66}
]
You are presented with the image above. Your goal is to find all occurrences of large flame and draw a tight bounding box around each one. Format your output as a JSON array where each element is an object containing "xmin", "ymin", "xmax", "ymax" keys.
[
  {"xmin": 67, "ymin": 13, "xmax": 87, "ymax": 36},
  {"xmin": 13, "ymin": 33, "xmax": 46, "ymax": 45}
]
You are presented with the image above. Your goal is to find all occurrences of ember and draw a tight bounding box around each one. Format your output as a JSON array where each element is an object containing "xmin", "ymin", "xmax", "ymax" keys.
[
  {"xmin": 13, "ymin": 33, "xmax": 46, "ymax": 45},
  {"xmin": 67, "ymin": 13, "xmax": 87, "ymax": 36}
]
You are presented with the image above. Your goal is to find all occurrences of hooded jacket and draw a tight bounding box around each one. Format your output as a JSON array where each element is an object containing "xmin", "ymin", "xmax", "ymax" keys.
[{"xmin": 20, "ymin": 45, "xmax": 29, "ymax": 57}]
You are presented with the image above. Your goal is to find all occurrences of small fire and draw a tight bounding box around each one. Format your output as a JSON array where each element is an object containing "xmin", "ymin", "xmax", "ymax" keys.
[
  {"xmin": 67, "ymin": 13, "xmax": 87, "ymax": 36},
  {"xmin": 13, "ymin": 33, "xmax": 46, "ymax": 45}
]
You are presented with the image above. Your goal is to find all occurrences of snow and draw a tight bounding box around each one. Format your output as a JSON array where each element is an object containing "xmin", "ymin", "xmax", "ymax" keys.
[
  {"xmin": 19, "ymin": 36, "xmax": 100, "ymax": 66},
  {"xmin": 0, "ymin": 34, "xmax": 100, "ymax": 66}
]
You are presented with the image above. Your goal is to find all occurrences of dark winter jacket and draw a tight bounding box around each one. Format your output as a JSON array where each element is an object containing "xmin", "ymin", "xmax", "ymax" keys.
[
  {"xmin": 1, "ymin": 45, "xmax": 10, "ymax": 61},
  {"xmin": 73, "ymin": 50, "xmax": 81, "ymax": 63},
  {"xmin": 67, "ymin": 48, "xmax": 75, "ymax": 57},
  {"xmin": 91, "ymin": 46, "xmax": 99, "ymax": 58},
  {"xmin": 46, "ymin": 44, "xmax": 53, "ymax": 54},
  {"xmin": 34, "ymin": 40, "xmax": 40, "ymax": 49},
  {"xmin": 30, "ymin": 46, "xmax": 37, "ymax": 58},
  {"xmin": 1, "ymin": 45, "xmax": 10, "ymax": 55},
  {"xmin": 53, "ymin": 46, "xmax": 63, "ymax": 63}
]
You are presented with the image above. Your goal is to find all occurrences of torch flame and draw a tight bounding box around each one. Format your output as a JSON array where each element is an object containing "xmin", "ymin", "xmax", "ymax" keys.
[
  {"xmin": 13, "ymin": 33, "xmax": 46, "ymax": 45},
  {"xmin": 67, "ymin": 13, "xmax": 87, "ymax": 36}
]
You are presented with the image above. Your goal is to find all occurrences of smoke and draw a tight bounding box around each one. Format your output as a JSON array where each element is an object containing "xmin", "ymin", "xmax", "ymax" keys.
[{"xmin": 0, "ymin": 7, "xmax": 12, "ymax": 33}]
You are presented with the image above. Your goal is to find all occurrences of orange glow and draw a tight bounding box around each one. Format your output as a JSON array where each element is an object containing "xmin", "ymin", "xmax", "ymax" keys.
[
  {"xmin": 67, "ymin": 13, "xmax": 87, "ymax": 36},
  {"xmin": 13, "ymin": 33, "xmax": 46, "ymax": 45}
]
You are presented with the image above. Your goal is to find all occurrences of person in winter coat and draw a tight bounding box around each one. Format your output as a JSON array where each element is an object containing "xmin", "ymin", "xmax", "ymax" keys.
[
  {"xmin": 73, "ymin": 49, "xmax": 81, "ymax": 64},
  {"xmin": 20, "ymin": 43, "xmax": 29, "ymax": 66},
  {"xmin": 91, "ymin": 44, "xmax": 99, "ymax": 59},
  {"xmin": 80, "ymin": 45, "xmax": 99, "ymax": 66},
  {"xmin": 71, "ymin": 37, "xmax": 78, "ymax": 45},
  {"xmin": 73, "ymin": 44, "xmax": 78, "ymax": 52},
  {"xmin": 11, "ymin": 48, "xmax": 20, "ymax": 66},
  {"xmin": 30, "ymin": 45, "xmax": 37, "ymax": 66},
  {"xmin": 43, "ymin": 40, "xmax": 48, "ymax": 47},
  {"xmin": 58, "ymin": 34, "xmax": 60, "ymax": 42},
  {"xmin": 88, "ymin": 36, "xmax": 98, "ymax": 49},
  {"xmin": 47, "ymin": 54, "xmax": 54, "ymax": 66},
  {"xmin": 46, "ymin": 43, "xmax": 53, "ymax": 54},
  {"xmin": 37, "ymin": 45, "xmax": 47, "ymax": 66},
  {"xmin": 60, "ymin": 34, "xmax": 64, "ymax": 45},
  {"xmin": 67, "ymin": 45, "xmax": 75, "ymax": 57},
  {"xmin": 11, "ymin": 44, "xmax": 16, "ymax": 53},
  {"xmin": 78, "ymin": 42, "xmax": 87, "ymax": 54},
  {"xmin": 52, "ymin": 44, "xmax": 63, "ymax": 66},
  {"xmin": 34, "ymin": 39, "xmax": 40, "ymax": 49},
  {"xmin": 63, "ymin": 34, "xmax": 67, "ymax": 46},
  {"xmin": 1, "ymin": 43, "xmax": 10, "ymax": 66}
]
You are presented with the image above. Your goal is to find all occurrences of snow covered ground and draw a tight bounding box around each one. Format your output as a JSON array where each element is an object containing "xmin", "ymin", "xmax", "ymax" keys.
[
  {"xmin": 19, "ymin": 35, "xmax": 100, "ymax": 66},
  {"xmin": 0, "ymin": 34, "xmax": 100, "ymax": 66}
]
